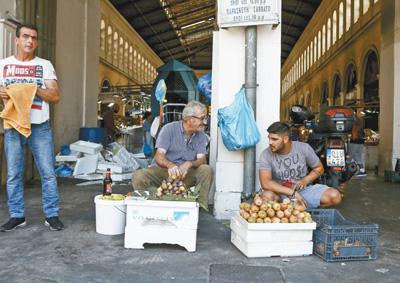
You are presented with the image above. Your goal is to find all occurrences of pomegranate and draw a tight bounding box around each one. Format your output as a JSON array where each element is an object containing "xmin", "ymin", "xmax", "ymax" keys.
[
  {"xmin": 297, "ymin": 212, "xmax": 305, "ymax": 219},
  {"xmin": 281, "ymin": 217, "xmax": 289, "ymax": 223},
  {"xmin": 243, "ymin": 202, "xmax": 251, "ymax": 212},
  {"xmin": 259, "ymin": 203, "xmax": 268, "ymax": 211},
  {"xmin": 250, "ymin": 212, "xmax": 258, "ymax": 219},
  {"xmin": 272, "ymin": 217, "xmax": 281, "ymax": 223},
  {"xmin": 242, "ymin": 211, "xmax": 250, "ymax": 220},
  {"xmin": 250, "ymin": 204, "xmax": 259, "ymax": 213},
  {"xmin": 248, "ymin": 217, "xmax": 256, "ymax": 223},
  {"xmin": 283, "ymin": 209, "xmax": 292, "ymax": 218},
  {"xmin": 289, "ymin": 215, "xmax": 298, "ymax": 223},
  {"xmin": 267, "ymin": 208, "xmax": 275, "ymax": 218},
  {"xmin": 304, "ymin": 216, "xmax": 313, "ymax": 223},
  {"xmin": 272, "ymin": 203, "xmax": 281, "ymax": 211},
  {"xmin": 264, "ymin": 217, "xmax": 272, "ymax": 223},
  {"xmin": 254, "ymin": 195, "xmax": 263, "ymax": 206},
  {"xmin": 256, "ymin": 218, "xmax": 264, "ymax": 223},
  {"xmin": 292, "ymin": 209, "xmax": 300, "ymax": 216},
  {"xmin": 258, "ymin": 210, "xmax": 267, "ymax": 219},
  {"xmin": 276, "ymin": 210, "xmax": 284, "ymax": 218},
  {"xmin": 280, "ymin": 203, "xmax": 288, "ymax": 211}
]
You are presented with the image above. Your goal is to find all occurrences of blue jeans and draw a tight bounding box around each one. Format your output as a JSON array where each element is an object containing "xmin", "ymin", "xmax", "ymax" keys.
[{"xmin": 4, "ymin": 121, "xmax": 59, "ymax": 218}]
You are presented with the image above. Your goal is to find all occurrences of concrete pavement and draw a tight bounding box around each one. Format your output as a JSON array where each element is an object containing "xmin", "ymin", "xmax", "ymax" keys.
[{"xmin": 0, "ymin": 174, "xmax": 399, "ymax": 283}]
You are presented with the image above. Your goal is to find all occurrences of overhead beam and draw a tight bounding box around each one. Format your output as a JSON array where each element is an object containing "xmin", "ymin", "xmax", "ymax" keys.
[
  {"xmin": 181, "ymin": 24, "xmax": 214, "ymax": 37},
  {"xmin": 135, "ymin": 17, "xmax": 173, "ymax": 32},
  {"xmin": 178, "ymin": 12, "xmax": 216, "ymax": 28},
  {"xmin": 282, "ymin": 11, "xmax": 309, "ymax": 26},
  {"xmin": 125, "ymin": 7, "xmax": 165, "ymax": 22},
  {"xmin": 152, "ymin": 37, "xmax": 182, "ymax": 49},
  {"xmin": 296, "ymin": 0, "xmax": 320, "ymax": 11},
  {"xmin": 282, "ymin": 8, "xmax": 312, "ymax": 20},
  {"xmin": 135, "ymin": 20, "xmax": 173, "ymax": 34},
  {"xmin": 173, "ymin": 3, "xmax": 215, "ymax": 19}
]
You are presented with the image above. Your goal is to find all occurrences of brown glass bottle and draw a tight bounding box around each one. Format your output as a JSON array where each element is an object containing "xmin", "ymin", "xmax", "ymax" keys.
[{"xmin": 103, "ymin": 168, "xmax": 112, "ymax": 196}]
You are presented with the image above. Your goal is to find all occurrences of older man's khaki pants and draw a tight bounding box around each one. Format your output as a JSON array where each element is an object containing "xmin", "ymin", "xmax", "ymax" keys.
[{"xmin": 132, "ymin": 164, "xmax": 213, "ymax": 210}]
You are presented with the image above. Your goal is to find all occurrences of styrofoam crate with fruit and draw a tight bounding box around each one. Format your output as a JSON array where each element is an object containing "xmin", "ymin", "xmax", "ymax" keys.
[
  {"xmin": 124, "ymin": 197, "xmax": 199, "ymax": 252},
  {"xmin": 125, "ymin": 197, "xmax": 199, "ymax": 229},
  {"xmin": 230, "ymin": 195, "xmax": 316, "ymax": 258}
]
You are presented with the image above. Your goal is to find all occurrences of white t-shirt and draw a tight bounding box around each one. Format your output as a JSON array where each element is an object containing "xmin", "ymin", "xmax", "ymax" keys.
[{"xmin": 0, "ymin": 56, "xmax": 57, "ymax": 124}]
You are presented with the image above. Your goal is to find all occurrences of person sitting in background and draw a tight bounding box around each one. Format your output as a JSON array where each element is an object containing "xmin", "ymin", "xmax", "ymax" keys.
[
  {"xmin": 259, "ymin": 122, "xmax": 342, "ymax": 209},
  {"xmin": 132, "ymin": 101, "xmax": 213, "ymax": 210},
  {"xmin": 125, "ymin": 111, "xmax": 135, "ymax": 126}
]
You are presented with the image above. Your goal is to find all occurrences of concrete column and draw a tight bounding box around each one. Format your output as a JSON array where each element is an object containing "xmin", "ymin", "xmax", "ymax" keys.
[
  {"xmin": 210, "ymin": 6, "xmax": 281, "ymax": 219},
  {"xmin": 53, "ymin": 0, "xmax": 100, "ymax": 150},
  {"xmin": 0, "ymin": 0, "xmax": 15, "ymax": 19},
  {"xmin": 379, "ymin": 0, "xmax": 400, "ymax": 172}
]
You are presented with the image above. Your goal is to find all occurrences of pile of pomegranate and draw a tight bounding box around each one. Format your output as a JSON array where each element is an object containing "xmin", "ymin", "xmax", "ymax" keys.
[{"xmin": 239, "ymin": 194, "xmax": 313, "ymax": 224}]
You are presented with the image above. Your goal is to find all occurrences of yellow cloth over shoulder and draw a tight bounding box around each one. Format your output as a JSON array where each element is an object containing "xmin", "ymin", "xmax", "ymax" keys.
[{"xmin": 0, "ymin": 83, "xmax": 37, "ymax": 137}]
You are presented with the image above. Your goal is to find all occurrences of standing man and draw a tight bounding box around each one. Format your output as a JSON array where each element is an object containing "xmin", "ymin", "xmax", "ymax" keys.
[
  {"xmin": 132, "ymin": 101, "xmax": 213, "ymax": 210},
  {"xmin": 349, "ymin": 114, "xmax": 367, "ymax": 177},
  {"xmin": 142, "ymin": 111, "xmax": 154, "ymax": 157},
  {"xmin": 103, "ymin": 104, "xmax": 120, "ymax": 143},
  {"xmin": 259, "ymin": 122, "xmax": 341, "ymax": 209},
  {"xmin": 0, "ymin": 24, "xmax": 63, "ymax": 231}
]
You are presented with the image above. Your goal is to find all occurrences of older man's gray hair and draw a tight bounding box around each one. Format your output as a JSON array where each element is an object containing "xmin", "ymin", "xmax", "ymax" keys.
[{"xmin": 182, "ymin": 101, "xmax": 207, "ymax": 119}]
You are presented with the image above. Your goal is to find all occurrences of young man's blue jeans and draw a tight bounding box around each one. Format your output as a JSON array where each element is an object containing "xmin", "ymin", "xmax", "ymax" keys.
[{"xmin": 4, "ymin": 121, "xmax": 59, "ymax": 218}]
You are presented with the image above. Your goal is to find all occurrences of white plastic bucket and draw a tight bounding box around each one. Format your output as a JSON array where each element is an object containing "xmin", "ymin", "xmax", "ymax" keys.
[{"xmin": 94, "ymin": 195, "xmax": 126, "ymax": 235}]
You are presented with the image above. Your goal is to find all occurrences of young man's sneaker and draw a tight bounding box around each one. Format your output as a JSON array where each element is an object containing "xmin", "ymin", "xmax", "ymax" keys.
[
  {"xmin": 45, "ymin": 216, "xmax": 64, "ymax": 231},
  {"xmin": 1, "ymin": 218, "xmax": 26, "ymax": 232}
]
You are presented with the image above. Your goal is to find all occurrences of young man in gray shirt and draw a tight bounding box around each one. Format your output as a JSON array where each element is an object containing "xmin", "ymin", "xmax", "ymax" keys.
[
  {"xmin": 259, "ymin": 122, "xmax": 341, "ymax": 209},
  {"xmin": 132, "ymin": 101, "xmax": 213, "ymax": 210}
]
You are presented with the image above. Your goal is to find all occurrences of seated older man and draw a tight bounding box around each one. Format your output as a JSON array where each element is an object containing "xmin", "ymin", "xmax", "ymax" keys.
[{"xmin": 132, "ymin": 101, "xmax": 213, "ymax": 210}]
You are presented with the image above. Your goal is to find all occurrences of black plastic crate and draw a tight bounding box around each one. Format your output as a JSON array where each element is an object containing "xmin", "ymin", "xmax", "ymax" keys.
[
  {"xmin": 384, "ymin": 170, "xmax": 400, "ymax": 183},
  {"xmin": 307, "ymin": 209, "xmax": 379, "ymax": 262}
]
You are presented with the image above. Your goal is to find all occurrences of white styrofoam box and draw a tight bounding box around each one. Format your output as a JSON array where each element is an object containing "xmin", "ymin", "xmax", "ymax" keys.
[
  {"xmin": 97, "ymin": 162, "xmax": 134, "ymax": 174},
  {"xmin": 73, "ymin": 154, "xmax": 98, "ymax": 176},
  {"xmin": 112, "ymin": 173, "xmax": 132, "ymax": 182},
  {"xmin": 124, "ymin": 225, "xmax": 197, "ymax": 252},
  {"xmin": 213, "ymin": 192, "xmax": 241, "ymax": 220},
  {"xmin": 230, "ymin": 213, "xmax": 316, "ymax": 242},
  {"xmin": 215, "ymin": 161, "xmax": 243, "ymax": 192},
  {"xmin": 125, "ymin": 198, "xmax": 199, "ymax": 229},
  {"xmin": 230, "ymin": 214, "xmax": 316, "ymax": 258},
  {"xmin": 73, "ymin": 173, "xmax": 103, "ymax": 180},
  {"xmin": 231, "ymin": 231, "xmax": 313, "ymax": 258},
  {"xmin": 55, "ymin": 151, "xmax": 81, "ymax": 162},
  {"xmin": 130, "ymin": 152, "xmax": 146, "ymax": 159},
  {"xmin": 70, "ymin": 140, "xmax": 103, "ymax": 154}
]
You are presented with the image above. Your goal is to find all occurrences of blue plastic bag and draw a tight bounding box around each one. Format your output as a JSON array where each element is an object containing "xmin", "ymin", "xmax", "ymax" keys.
[
  {"xmin": 197, "ymin": 72, "xmax": 212, "ymax": 102},
  {"xmin": 217, "ymin": 88, "xmax": 260, "ymax": 151},
  {"xmin": 54, "ymin": 164, "xmax": 74, "ymax": 177},
  {"xmin": 155, "ymin": 79, "xmax": 167, "ymax": 103}
]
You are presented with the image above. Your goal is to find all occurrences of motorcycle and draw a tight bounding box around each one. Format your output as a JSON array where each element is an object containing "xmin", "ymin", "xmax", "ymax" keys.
[{"xmin": 289, "ymin": 105, "xmax": 358, "ymax": 189}]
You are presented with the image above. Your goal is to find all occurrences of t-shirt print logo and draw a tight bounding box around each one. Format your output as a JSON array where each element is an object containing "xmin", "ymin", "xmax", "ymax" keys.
[
  {"xmin": 4, "ymin": 64, "xmax": 37, "ymax": 77},
  {"xmin": 275, "ymin": 153, "xmax": 306, "ymax": 180}
]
